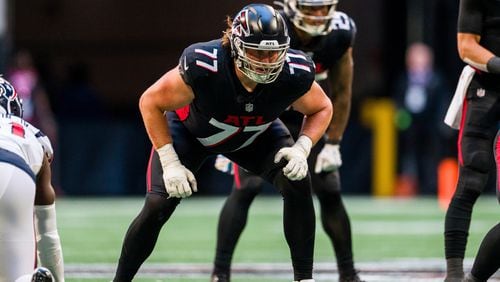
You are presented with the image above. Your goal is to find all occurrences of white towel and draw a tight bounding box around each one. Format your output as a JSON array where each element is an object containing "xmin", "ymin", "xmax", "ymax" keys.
[{"xmin": 444, "ymin": 65, "xmax": 476, "ymax": 130}]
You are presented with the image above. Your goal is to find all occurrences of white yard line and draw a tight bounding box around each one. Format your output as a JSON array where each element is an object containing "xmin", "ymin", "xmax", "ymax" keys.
[{"xmin": 64, "ymin": 259, "xmax": 500, "ymax": 281}]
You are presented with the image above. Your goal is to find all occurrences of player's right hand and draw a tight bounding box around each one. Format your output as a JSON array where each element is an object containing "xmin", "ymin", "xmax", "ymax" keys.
[
  {"xmin": 274, "ymin": 135, "xmax": 313, "ymax": 181},
  {"xmin": 214, "ymin": 154, "xmax": 234, "ymax": 174},
  {"xmin": 157, "ymin": 144, "xmax": 198, "ymax": 198},
  {"xmin": 162, "ymin": 161, "xmax": 197, "ymax": 198},
  {"xmin": 314, "ymin": 143, "xmax": 342, "ymax": 173}
]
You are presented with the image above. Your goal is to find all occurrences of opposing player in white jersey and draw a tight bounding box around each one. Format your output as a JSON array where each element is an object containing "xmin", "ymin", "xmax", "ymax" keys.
[{"xmin": 0, "ymin": 77, "xmax": 63, "ymax": 282}]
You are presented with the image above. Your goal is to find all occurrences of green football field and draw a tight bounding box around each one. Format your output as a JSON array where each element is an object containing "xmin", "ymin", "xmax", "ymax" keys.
[{"xmin": 55, "ymin": 195, "xmax": 499, "ymax": 281}]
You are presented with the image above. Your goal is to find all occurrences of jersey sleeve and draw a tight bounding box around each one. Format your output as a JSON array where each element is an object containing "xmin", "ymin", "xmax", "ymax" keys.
[
  {"xmin": 178, "ymin": 44, "xmax": 198, "ymax": 87},
  {"xmin": 331, "ymin": 11, "xmax": 357, "ymax": 48},
  {"xmin": 178, "ymin": 40, "xmax": 223, "ymax": 87},
  {"xmin": 457, "ymin": 0, "xmax": 483, "ymax": 34},
  {"xmin": 285, "ymin": 49, "xmax": 317, "ymax": 95},
  {"xmin": 24, "ymin": 121, "xmax": 54, "ymax": 161}
]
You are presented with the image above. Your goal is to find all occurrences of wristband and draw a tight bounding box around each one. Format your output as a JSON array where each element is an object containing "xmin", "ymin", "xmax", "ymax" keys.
[
  {"xmin": 156, "ymin": 143, "xmax": 179, "ymax": 166},
  {"xmin": 294, "ymin": 135, "xmax": 313, "ymax": 157},
  {"xmin": 325, "ymin": 139, "xmax": 341, "ymax": 145},
  {"xmin": 486, "ymin": 56, "xmax": 500, "ymax": 74}
]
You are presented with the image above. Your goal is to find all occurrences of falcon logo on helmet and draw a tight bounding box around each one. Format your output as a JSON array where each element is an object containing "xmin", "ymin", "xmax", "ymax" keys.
[
  {"xmin": 284, "ymin": 0, "xmax": 338, "ymax": 36},
  {"xmin": 0, "ymin": 76, "xmax": 23, "ymax": 117},
  {"xmin": 230, "ymin": 4, "xmax": 290, "ymax": 84}
]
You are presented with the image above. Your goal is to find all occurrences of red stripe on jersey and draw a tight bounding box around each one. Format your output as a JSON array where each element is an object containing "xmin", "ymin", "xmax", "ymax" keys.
[
  {"xmin": 457, "ymin": 98, "xmax": 468, "ymax": 167},
  {"xmin": 175, "ymin": 105, "xmax": 190, "ymax": 121},
  {"xmin": 146, "ymin": 148, "xmax": 154, "ymax": 192},
  {"xmin": 11, "ymin": 122, "xmax": 25, "ymax": 138},
  {"xmin": 233, "ymin": 163, "xmax": 241, "ymax": 189},
  {"xmin": 495, "ymin": 137, "xmax": 500, "ymax": 197}
]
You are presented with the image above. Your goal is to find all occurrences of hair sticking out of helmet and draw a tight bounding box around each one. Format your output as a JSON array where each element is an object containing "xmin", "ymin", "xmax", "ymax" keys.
[
  {"xmin": 230, "ymin": 4, "xmax": 290, "ymax": 84},
  {"xmin": 284, "ymin": 0, "xmax": 338, "ymax": 36},
  {"xmin": 0, "ymin": 76, "xmax": 23, "ymax": 117}
]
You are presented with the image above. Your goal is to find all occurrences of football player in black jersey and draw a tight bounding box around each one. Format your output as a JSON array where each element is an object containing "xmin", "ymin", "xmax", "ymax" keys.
[
  {"xmin": 211, "ymin": 1, "xmax": 362, "ymax": 281},
  {"xmin": 113, "ymin": 4, "xmax": 333, "ymax": 282},
  {"xmin": 443, "ymin": 0, "xmax": 500, "ymax": 281},
  {"xmin": 463, "ymin": 223, "xmax": 500, "ymax": 282}
]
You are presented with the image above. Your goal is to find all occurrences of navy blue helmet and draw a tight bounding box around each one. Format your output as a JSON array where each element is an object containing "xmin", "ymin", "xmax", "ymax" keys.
[{"xmin": 230, "ymin": 4, "xmax": 290, "ymax": 84}]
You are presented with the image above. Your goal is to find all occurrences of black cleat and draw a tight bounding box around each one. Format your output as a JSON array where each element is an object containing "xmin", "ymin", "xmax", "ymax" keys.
[
  {"xmin": 31, "ymin": 267, "xmax": 53, "ymax": 282},
  {"xmin": 462, "ymin": 273, "xmax": 484, "ymax": 282},
  {"xmin": 445, "ymin": 277, "xmax": 464, "ymax": 282},
  {"xmin": 211, "ymin": 273, "xmax": 230, "ymax": 282},
  {"xmin": 339, "ymin": 273, "xmax": 365, "ymax": 282}
]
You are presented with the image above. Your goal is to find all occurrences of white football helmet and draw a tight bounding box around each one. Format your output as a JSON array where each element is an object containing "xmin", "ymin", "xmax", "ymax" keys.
[
  {"xmin": 0, "ymin": 76, "xmax": 23, "ymax": 117},
  {"xmin": 284, "ymin": 0, "xmax": 338, "ymax": 36}
]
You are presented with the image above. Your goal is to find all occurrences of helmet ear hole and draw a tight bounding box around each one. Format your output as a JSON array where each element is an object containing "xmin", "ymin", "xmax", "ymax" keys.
[{"xmin": 230, "ymin": 4, "xmax": 290, "ymax": 84}]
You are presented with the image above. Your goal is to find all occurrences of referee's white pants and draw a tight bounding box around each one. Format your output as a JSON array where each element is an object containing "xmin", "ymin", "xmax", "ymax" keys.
[{"xmin": 0, "ymin": 162, "xmax": 36, "ymax": 282}]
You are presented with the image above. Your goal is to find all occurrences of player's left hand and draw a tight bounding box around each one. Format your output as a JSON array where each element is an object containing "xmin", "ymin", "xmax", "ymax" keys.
[
  {"xmin": 214, "ymin": 154, "xmax": 234, "ymax": 175},
  {"xmin": 314, "ymin": 143, "xmax": 342, "ymax": 173},
  {"xmin": 274, "ymin": 135, "xmax": 312, "ymax": 181}
]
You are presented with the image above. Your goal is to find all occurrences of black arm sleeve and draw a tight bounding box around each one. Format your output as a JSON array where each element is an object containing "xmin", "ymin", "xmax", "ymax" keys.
[{"xmin": 457, "ymin": 0, "xmax": 483, "ymax": 34}]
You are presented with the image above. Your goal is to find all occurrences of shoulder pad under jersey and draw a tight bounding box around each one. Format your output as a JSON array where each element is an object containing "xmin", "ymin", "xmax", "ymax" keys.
[
  {"xmin": 178, "ymin": 40, "xmax": 226, "ymax": 86},
  {"xmin": 282, "ymin": 49, "xmax": 316, "ymax": 93},
  {"xmin": 330, "ymin": 11, "xmax": 357, "ymax": 46},
  {"xmin": 24, "ymin": 121, "xmax": 53, "ymax": 161},
  {"xmin": 286, "ymin": 49, "xmax": 316, "ymax": 76}
]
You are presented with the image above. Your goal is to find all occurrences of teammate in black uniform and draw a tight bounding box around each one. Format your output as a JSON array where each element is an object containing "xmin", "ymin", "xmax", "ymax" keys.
[
  {"xmin": 443, "ymin": 0, "xmax": 500, "ymax": 281},
  {"xmin": 113, "ymin": 4, "xmax": 333, "ymax": 282},
  {"xmin": 463, "ymin": 223, "xmax": 500, "ymax": 282},
  {"xmin": 211, "ymin": 1, "xmax": 362, "ymax": 281}
]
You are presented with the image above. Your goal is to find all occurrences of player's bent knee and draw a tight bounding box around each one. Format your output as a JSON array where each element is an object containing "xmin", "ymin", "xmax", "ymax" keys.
[
  {"xmin": 458, "ymin": 166, "xmax": 489, "ymax": 193},
  {"xmin": 275, "ymin": 173, "xmax": 312, "ymax": 198},
  {"xmin": 311, "ymin": 170, "xmax": 341, "ymax": 194},
  {"xmin": 144, "ymin": 193, "xmax": 181, "ymax": 221},
  {"xmin": 464, "ymin": 150, "xmax": 491, "ymax": 174}
]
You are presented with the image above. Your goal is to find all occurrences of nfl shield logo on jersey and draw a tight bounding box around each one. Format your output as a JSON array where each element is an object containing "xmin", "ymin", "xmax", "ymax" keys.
[
  {"xmin": 477, "ymin": 88, "xmax": 485, "ymax": 98},
  {"xmin": 245, "ymin": 103, "xmax": 254, "ymax": 112}
]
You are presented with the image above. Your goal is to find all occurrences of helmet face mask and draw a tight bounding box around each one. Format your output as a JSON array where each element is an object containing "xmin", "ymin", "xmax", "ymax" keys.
[
  {"xmin": 231, "ymin": 4, "xmax": 290, "ymax": 84},
  {"xmin": 0, "ymin": 77, "xmax": 23, "ymax": 117},
  {"xmin": 284, "ymin": 0, "xmax": 338, "ymax": 36}
]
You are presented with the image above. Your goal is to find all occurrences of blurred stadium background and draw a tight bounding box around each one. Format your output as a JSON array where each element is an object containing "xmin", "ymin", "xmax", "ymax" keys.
[
  {"xmin": 0, "ymin": 0, "xmax": 471, "ymax": 196},
  {"xmin": 0, "ymin": 0, "xmax": 498, "ymax": 281}
]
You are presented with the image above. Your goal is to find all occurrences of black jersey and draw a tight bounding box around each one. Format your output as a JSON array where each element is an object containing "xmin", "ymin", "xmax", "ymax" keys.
[
  {"xmin": 283, "ymin": 10, "xmax": 356, "ymax": 87},
  {"xmin": 177, "ymin": 39, "xmax": 315, "ymax": 153},
  {"xmin": 458, "ymin": 0, "xmax": 500, "ymax": 58}
]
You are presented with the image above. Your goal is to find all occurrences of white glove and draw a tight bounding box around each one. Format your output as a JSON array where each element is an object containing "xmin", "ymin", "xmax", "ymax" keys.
[
  {"xmin": 274, "ymin": 135, "xmax": 312, "ymax": 181},
  {"xmin": 214, "ymin": 154, "xmax": 234, "ymax": 174},
  {"xmin": 157, "ymin": 144, "xmax": 198, "ymax": 198},
  {"xmin": 314, "ymin": 143, "xmax": 342, "ymax": 173}
]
